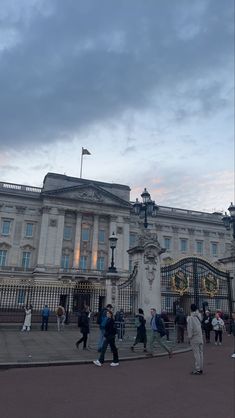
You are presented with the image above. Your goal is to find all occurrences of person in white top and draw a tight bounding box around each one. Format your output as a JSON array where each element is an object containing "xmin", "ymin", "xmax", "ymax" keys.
[
  {"xmin": 211, "ymin": 312, "xmax": 224, "ymax": 345},
  {"xmin": 22, "ymin": 305, "xmax": 32, "ymax": 331}
]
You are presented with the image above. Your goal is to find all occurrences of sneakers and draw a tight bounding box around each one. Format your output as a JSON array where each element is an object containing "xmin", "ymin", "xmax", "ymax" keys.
[
  {"xmin": 231, "ymin": 354, "xmax": 235, "ymax": 358},
  {"xmin": 110, "ymin": 362, "xmax": 119, "ymax": 367},
  {"xmin": 191, "ymin": 370, "xmax": 202, "ymax": 375},
  {"xmin": 130, "ymin": 346, "xmax": 134, "ymax": 352},
  {"xmin": 93, "ymin": 360, "xmax": 102, "ymax": 367}
]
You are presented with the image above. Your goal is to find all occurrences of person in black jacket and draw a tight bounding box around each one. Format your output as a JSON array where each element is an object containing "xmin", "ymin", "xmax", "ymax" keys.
[
  {"xmin": 93, "ymin": 310, "xmax": 119, "ymax": 367},
  {"xmin": 174, "ymin": 308, "xmax": 187, "ymax": 343},
  {"xmin": 202, "ymin": 310, "xmax": 212, "ymax": 343},
  {"xmin": 131, "ymin": 308, "xmax": 147, "ymax": 352},
  {"xmin": 148, "ymin": 308, "xmax": 173, "ymax": 358},
  {"xmin": 76, "ymin": 308, "xmax": 90, "ymax": 350}
]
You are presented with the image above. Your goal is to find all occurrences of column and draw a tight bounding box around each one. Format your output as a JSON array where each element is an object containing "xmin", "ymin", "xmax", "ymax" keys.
[
  {"xmin": 123, "ymin": 217, "xmax": 130, "ymax": 271},
  {"xmin": 91, "ymin": 215, "xmax": 99, "ymax": 269},
  {"xmin": 73, "ymin": 212, "xmax": 82, "ymax": 268},
  {"xmin": 54, "ymin": 209, "xmax": 65, "ymax": 267},
  {"xmin": 36, "ymin": 207, "xmax": 50, "ymax": 268}
]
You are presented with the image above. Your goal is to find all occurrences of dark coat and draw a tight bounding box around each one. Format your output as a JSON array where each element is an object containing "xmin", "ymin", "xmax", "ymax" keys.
[
  {"xmin": 78, "ymin": 311, "xmax": 89, "ymax": 334},
  {"xmin": 175, "ymin": 312, "xmax": 187, "ymax": 326},
  {"xmin": 104, "ymin": 317, "xmax": 117, "ymax": 340},
  {"xmin": 135, "ymin": 314, "xmax": 146, "ymax": 342},
  {"xmin": 202, "ymin": 314, "xmax": 212, "ymax": 331}
]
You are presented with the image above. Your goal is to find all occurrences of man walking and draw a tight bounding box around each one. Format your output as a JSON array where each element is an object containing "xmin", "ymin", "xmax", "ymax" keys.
[
  {"xmin": 148, "ymin": 308, "xmax": 172, "ymax": 358},
  {"xmin": 187, "ymin": 303, "xmax": 203, "ymax": 375}
]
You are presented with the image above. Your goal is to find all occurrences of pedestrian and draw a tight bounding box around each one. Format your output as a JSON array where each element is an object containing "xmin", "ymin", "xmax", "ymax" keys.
[
  {"xmin": 93, "ymin": 310, "xmax": 119, "ymax": 367},
  {"xmin": 187, "ymin": 303, "xmax": 203, "ymax": 375},
  {"xmin": 131, "ymin": 308, "xmax": 147, "ymax": 352},
  {"xmin": 161, "ymin": 310, "xmax": 170, "ymax": 341},
  {"xmin": 212, "ymin": 312, "xmax": 225, "ymax": 345},
  {"xmin": 115, "ymin": 309, "xmax": 125, "ymax": 341},
  {"xmin": 175, "ymin": 307, "xmax": 187, "ymax": 343},
  {"xmin": 56, "ymin": 305, "xmax": 65, "ymax": 331},
  {"xmin": 202, "ymin": 310, "xmax": 212, "ymax": 343},
  {"xmin": 76, "ymin": 308, "xmax": 90, "ymax": 350},
  {"xmin": 41, "ymin": 304, "xmax": 50, "ymax": 331},
  {"xmin": 21, "ymin": 305, "xmax": 32, "ymax": 332},
  {"xmin": 230, "ymin": 312, "xmax": 235, "ymax": 358},
  {"xmin": 96, "ymin": 304, "xmax": 113, "ymax": 352},
  {"xmin": 148, "ymin": 308, "xmax": 172, "ymax": 358}
]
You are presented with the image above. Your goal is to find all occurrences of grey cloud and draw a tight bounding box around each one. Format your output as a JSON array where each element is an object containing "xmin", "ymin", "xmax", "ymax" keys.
[{"xmin": 0, "ymin": 0, "xmax": 233, "ymax": 150}]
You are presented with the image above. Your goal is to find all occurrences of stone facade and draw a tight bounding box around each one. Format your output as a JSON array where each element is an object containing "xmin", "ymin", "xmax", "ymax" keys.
[{"xmin": 0, "ymin": 172, "xmax": 233, "ymax": 310}]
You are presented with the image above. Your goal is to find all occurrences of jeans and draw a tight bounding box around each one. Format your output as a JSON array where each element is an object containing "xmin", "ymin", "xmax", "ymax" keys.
[
  {"xmin": 41, "ymin": 316, "xmax": 49, "ymax": 331},
  {"xmin": 215, "ymin": 330, "xmax": 222, "ymax": 343},
  {"xmin": 99, "ymin": 337, "xmax": 119, "ymax": 364},
  {"xmin": 98, "ymin": 328, "xmax": 105, "ymax": 351}
]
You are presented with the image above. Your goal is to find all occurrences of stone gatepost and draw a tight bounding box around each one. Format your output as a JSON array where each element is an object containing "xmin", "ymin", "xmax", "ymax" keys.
[
  {"xmin": 128, "ymin": 230, "xmax": 165, "ymax": 320},
  {"xmin": 105, "ymin": 273, "xmax": 120, "ymax": 312}
]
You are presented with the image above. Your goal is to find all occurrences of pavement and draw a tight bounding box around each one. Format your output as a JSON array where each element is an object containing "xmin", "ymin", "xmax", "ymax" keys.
[{"xmin": 0, "ymin": 323, "xmax": 190, "ymax": 368}]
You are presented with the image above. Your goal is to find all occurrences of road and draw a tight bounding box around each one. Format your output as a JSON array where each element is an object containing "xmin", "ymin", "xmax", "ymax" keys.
[{"xmin": 0, "ymin": 335, "xmax": 234, "ymax": 418}]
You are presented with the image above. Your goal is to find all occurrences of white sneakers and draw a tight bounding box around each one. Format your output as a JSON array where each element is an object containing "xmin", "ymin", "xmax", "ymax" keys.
[
  {"xmin": 231, "ymin": 354, "xmax": 235, "ymax": 358},
  {"xmin": 93, "ymin": 360, "xmax": 102, "ymax": 366},
  {"xmin": 93, "ymin": 360, "xmax": 119, "ymax": 367}
]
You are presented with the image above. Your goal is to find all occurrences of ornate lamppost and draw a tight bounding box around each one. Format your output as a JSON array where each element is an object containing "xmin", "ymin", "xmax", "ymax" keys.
[
  {"xmin": 222, "ymin": 202, "xmax": 235, "ymax": 240},
  {"xmin": 133, "ymin": 188, "xmax": 158, "ymax": 228},
  {"xmin": 108, "ymin": 232, "xmax": 118, "ymax": 272}
]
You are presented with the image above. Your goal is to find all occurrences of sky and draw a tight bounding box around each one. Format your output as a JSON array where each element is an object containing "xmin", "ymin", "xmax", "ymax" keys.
[{"xmin": 0, "ymin": 0, "xmax": 234, "ymax": 213}]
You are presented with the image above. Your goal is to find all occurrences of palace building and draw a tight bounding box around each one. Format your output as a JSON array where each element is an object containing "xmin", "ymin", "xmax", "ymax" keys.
[{"xmin": 0, "ymin": 172, "xmax": 233, "ymax": 317}]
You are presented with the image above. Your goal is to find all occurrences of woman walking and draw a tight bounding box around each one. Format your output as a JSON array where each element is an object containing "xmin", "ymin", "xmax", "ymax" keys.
[
  {"xmin": 131, "ymin": 308, "xmax": 147, "ymax": 352},
  {"xmin": 93, "ymin": 310, "xmax": 119, "ymax": 367},
  {"xmin": 212, "ymin": 312, "xmax": 224, "ymax": 345}
]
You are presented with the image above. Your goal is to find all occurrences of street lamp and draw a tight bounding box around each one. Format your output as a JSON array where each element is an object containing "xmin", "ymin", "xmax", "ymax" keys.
[
  {"xmin": 109, "ymin": 232, "xmax": 118, "ymax": 272},
  {"xmin": 222, "ymin": 202, "xmax": 235, "ymax": 239},
  {"xmin": 133, "ymin": 188, "xmax": 158, "ymax": 228}
]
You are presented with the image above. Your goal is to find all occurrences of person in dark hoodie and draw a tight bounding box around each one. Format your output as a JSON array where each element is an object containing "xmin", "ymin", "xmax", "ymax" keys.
[
  {"xmin": 93, "ymin": 310, "xmax": 119, "ymax": 367},
  {"xmin": 131, "ymin": 308, "xmax": 147, "ymax": 352}
]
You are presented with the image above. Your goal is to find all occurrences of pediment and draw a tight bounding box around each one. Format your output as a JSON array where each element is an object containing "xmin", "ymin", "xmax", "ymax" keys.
[{"xmin": 42, "ymin": 184, "xmax": 131, "ymax": 208}]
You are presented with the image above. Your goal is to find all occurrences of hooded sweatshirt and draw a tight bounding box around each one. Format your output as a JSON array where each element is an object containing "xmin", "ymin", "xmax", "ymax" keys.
[{"xmin": 187, "ymin": 311, "xmax": 203, "ymax": 343}]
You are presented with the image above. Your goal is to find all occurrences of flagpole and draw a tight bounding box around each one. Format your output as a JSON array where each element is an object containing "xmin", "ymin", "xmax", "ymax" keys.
[{"xmin": 80, "ymin": 147, "xmax": 84, "ymax": 178}]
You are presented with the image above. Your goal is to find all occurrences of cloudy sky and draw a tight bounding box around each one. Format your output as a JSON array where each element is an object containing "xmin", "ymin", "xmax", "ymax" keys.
[{"xmin": 0, "ymin": 0, "xmax": 234, "ymax": 212}]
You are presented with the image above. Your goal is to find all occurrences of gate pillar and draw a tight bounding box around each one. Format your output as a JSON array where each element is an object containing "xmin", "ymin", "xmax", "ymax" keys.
[
  {"xmin": 105, "ymin": 273, "xmax": 120, "ymax": 312},
  {"xmin": 128, "ymin": 230, "xmax": 165, "ymax": 320}
]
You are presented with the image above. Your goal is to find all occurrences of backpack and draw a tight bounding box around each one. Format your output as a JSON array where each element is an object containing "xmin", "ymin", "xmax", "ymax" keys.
[
  {"xmin": 97, "ymin": 308, "xmax": 107, "ymax": 327},
  {"xmin": 57, "ymin": 307, "xmax": 64, "ymax": 317}
]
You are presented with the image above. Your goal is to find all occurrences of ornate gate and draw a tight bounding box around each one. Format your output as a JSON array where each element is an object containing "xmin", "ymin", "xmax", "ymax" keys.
[
  {"xmin": 161, "ymin": 257, "xmax": 233, "ymax": 316},
  {"xmin": 117, "ymin": 264, "xmax": 138, "ymax": 314}
]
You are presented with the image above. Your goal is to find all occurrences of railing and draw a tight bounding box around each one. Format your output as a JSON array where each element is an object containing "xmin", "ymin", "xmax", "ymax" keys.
[{"xmin": 0, "ymin": 182, "xmax": 42, "ymax": 193}]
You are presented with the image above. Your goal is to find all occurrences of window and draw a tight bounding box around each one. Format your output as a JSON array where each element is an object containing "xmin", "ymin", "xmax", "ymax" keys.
[
  {"xmin": 0, "ymin": 250, "xmax": 7, "ymax": 266},
  {"xmin": 196, "ymin": 241, "xmax": 203, "ymax": 254},
  {"xmin": 98, "ymin": 230, "xmax": 105, "ymax": 243},
  {"xmin": 17, "ymin": 289, "xmax": 26, "ymax": 305},
  {"xmin": 129, "ymin": 233, "xmax": 136, "ymax": 248},
  {"xmin": 180, "ymin": 239, "xmax": 188, "ymax": 252},
  {"xmin": 164, "ymin": 237, "xmax": 171, "ymax": 250},
  {"xmin": 97, "ymin": 256, "xmax": 105, "ymax": 271},
  {"xmin": 82, "ymin": 228, "xmax": 89, "ymax": 241},
  {"xmin": 61, "ymin": 255, "xmax": 70, "ymax": 269},
  {"xmin": 25, "ymin": 223, "xmax": 33, "ymax": 237},
  {"xmin": 2, "ymin": 220, "xmax": 11, "ymax": 235},
  {"xmin": 63, "ymin": 226, "xmax": 72, "ymax": 240},
  {"xmin": 211, "ymin": 242, "xmax": 218, "ymax": 256},
  {"xmin": 80, "ymin": 256, "xmax": 87, "ymax": 270},
  {"xmin": 22, "ymin": 252, "xmax": 31, "ymax": 269}
]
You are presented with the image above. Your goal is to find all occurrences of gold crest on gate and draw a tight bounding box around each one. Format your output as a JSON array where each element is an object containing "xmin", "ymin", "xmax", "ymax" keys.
[
  {"xmin": 171, "ymin": 271, "xmax": 189, "ymax": 295},
  {"xmin": 202, "ymin": 273, "xmax": 218, "ymax": 297}
]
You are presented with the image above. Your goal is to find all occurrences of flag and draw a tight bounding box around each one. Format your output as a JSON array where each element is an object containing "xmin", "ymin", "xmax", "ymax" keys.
[{"xmin": 82, "ymin": 147, "xmax": 91, "ymax": 155}]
